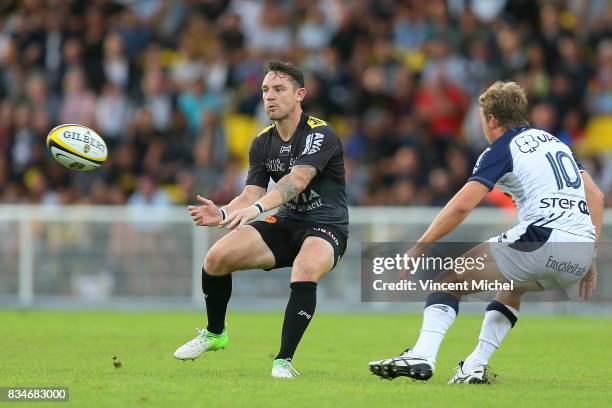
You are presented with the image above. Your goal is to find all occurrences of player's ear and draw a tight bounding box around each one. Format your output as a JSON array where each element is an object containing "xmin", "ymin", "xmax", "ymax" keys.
[
  {"xmin": 488, "ymin": 114, "xmax": 498, "ymax": 129},
  {"xmin": 296, "ymin": 87, "xmax": 306, "ymax": 102}
]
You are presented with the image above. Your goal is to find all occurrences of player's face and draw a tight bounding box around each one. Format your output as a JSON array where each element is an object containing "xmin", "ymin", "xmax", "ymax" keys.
[{"xmin": 262, "ymin": 71, "xmax": 305, "ymax": 121}]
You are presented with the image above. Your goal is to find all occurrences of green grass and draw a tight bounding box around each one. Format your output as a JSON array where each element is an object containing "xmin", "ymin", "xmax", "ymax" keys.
[{"xmin": 1, "ymin": 311, "xmax": 611, "ymax": 407}]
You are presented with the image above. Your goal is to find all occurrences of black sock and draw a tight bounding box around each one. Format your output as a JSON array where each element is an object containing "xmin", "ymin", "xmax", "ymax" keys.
[
  {"xmin": 276, "ymin": 281, "xmax": 317, "ymax": 361},
  {"xmin": 201, "ymin": 269, "xmax": 232, "ymax": 335}
]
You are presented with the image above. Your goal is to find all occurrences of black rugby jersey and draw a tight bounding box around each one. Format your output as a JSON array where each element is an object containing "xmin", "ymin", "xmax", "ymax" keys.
[{"xmin": 246, "ymin": 112, "xmax": 349, "ymax": 235}]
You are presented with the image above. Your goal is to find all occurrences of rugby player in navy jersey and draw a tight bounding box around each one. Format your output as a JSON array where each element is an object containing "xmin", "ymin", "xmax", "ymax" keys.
[{"xmin": 369, "ymin": 81, "xmax": 603, "ymax": 384}]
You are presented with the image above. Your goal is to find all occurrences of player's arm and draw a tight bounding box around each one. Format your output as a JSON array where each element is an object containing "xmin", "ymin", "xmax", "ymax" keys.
[
  {"xmin": 222, "ymin": 185, "xmax": 267, "ymax": 214},
  {"xmin": 211, "ymin": 133, "xmax": 272, "ymax": 228},
  {"xmin": 417, "ymin": 181, "xmax": 490, "ymax": 243},
  {"xmin": 582, "ymin": 171, "xmax": 604, "ymax": 240},
  {"xmin": 258, "ymin": 165, "xmax": 317, "ymax": 209},
  {"xmin": 190, "ymin": 130, "xmax": 269, "ymax": 228},
  {"xmin": 579, "ymin": 171, "xmax": 604, "ymax": 301},
  {"xmin": 401, "ymin": 181, "xmax": 489, "ymax": 272},
  {"xmin": 220, "ymin": 165, "xmax": 317, "ymax": 229},
  {"xmin": 189, "ymin": 186, "xmax": 266, "ymax": 227},
  {"xmin": 413, "ymin": 138, "xmax": 510, "ymax": 245}
]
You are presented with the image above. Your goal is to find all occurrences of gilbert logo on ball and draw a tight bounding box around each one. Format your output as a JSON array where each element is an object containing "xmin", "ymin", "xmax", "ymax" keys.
[{"xmin": 46, "ymin": 124, "xmax": 108, "ymax": 171}]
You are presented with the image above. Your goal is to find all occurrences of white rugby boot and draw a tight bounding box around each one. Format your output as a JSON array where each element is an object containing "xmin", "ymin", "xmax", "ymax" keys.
[
  {"xmin": 448, "ymin": 361, "xmax": 489, "ymax": 384},
  {"xmin": 173, "ymin": 327, "xmax": 228, "ymax": 360}
]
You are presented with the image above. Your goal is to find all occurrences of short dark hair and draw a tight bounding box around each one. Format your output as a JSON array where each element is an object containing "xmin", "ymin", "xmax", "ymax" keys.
[{"xmin": 264, "ymin": 61, "xmax": 305, "ymax": 88}]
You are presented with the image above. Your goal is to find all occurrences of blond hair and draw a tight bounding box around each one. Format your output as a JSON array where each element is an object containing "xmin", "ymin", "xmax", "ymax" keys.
[{"xmin": 479, "ymin": 81, "xmax": 529, "ymax": 129}]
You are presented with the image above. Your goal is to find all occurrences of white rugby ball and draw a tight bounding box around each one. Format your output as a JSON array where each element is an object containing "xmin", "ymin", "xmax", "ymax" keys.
[{"xmin": 46, "ymin": 124, "xmax": 108, "ymax": 171}]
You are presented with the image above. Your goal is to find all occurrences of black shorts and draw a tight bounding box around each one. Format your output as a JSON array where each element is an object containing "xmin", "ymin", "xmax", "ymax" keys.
[{"xmin": 249, "ymin": 215, "xmax": 348, "ymax": 270}]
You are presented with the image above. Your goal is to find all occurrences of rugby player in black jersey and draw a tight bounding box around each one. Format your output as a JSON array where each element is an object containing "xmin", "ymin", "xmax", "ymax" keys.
[{"xmin": 174, "ymin": 61, "xmax": 349, "ymax": 378}]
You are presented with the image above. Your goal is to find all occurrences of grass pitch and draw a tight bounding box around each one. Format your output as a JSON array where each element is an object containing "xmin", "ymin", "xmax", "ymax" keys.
[{"xmin": 1, "ymin": 311, "xmax": 611, "ymax": 407}]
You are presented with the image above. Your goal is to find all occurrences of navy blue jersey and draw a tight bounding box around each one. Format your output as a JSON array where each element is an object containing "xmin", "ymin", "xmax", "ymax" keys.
[{"xmin": 469, "ymin": 127, "xmax": 594, "ymax": 239}]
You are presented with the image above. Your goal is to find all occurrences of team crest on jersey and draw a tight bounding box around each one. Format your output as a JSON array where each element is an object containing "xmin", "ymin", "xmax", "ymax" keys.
[
  {"xmin": 302, "ymin": 133, "xmax": 324, "ymax": 155},
  {"xmin": 515, "ymin": 135, "xmax": 540, "ymax": 153}
]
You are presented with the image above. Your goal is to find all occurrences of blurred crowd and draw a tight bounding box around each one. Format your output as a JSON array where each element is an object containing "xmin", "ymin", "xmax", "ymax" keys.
[{"xmin": 0, "ymin": 0, "xmax": 611, "ymax": 209}]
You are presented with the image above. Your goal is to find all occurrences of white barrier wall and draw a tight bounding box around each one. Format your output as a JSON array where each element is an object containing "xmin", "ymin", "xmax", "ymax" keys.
[{"xmin": 0, "ymin": 206, "xmax": 609, "ymax": 312}]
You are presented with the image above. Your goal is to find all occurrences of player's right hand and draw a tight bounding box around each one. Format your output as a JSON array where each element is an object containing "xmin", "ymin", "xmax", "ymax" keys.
[{"xmin": 188, "ymin": 195, "xmax": 222, "ymax": 227}]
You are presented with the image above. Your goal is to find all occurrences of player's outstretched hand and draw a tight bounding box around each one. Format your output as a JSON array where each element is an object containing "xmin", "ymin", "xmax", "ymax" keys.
[
  {"xmin": 399, "ymin": 243, "xmax": 427, "ymax": 279},
  {"xmin": 188, "ymin": 195, "xmax": 222, "ymax": 227},
  {"xmin": 579, "ymin": 262, "xmax": 597, "ymax": 302},
  {"xmin": 219, "ymin": 205, "xmax": 260, "ymax": 230}
]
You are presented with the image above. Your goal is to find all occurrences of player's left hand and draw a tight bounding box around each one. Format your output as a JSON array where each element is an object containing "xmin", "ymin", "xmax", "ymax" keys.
[
  {"xmin": 219, "ymin": 205, "xmax": 260, "ymax": 230},
  {"xmin": 579, "ymin": 262, "xmax": 597, "ymax": 302}
]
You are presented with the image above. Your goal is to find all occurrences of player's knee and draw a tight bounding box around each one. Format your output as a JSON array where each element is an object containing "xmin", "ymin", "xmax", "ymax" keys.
[
  {"xmin": 204, "ymin": 248, "xmax": 232, "ymax": 276},
  {"xmin": 292, "ymin": 261, "xmax": 324, "ymax": 282}
]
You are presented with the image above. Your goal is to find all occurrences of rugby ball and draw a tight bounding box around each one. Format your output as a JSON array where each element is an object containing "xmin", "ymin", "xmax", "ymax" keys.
[{"xmin": 46, "ymin": 124, "xmax": 108, "ymax": 171}]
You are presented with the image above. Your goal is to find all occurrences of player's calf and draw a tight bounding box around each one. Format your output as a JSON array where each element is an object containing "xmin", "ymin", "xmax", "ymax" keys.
[{"xmin": 448, "ymin": 299, "xmax": 518, "ymax": 384}]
